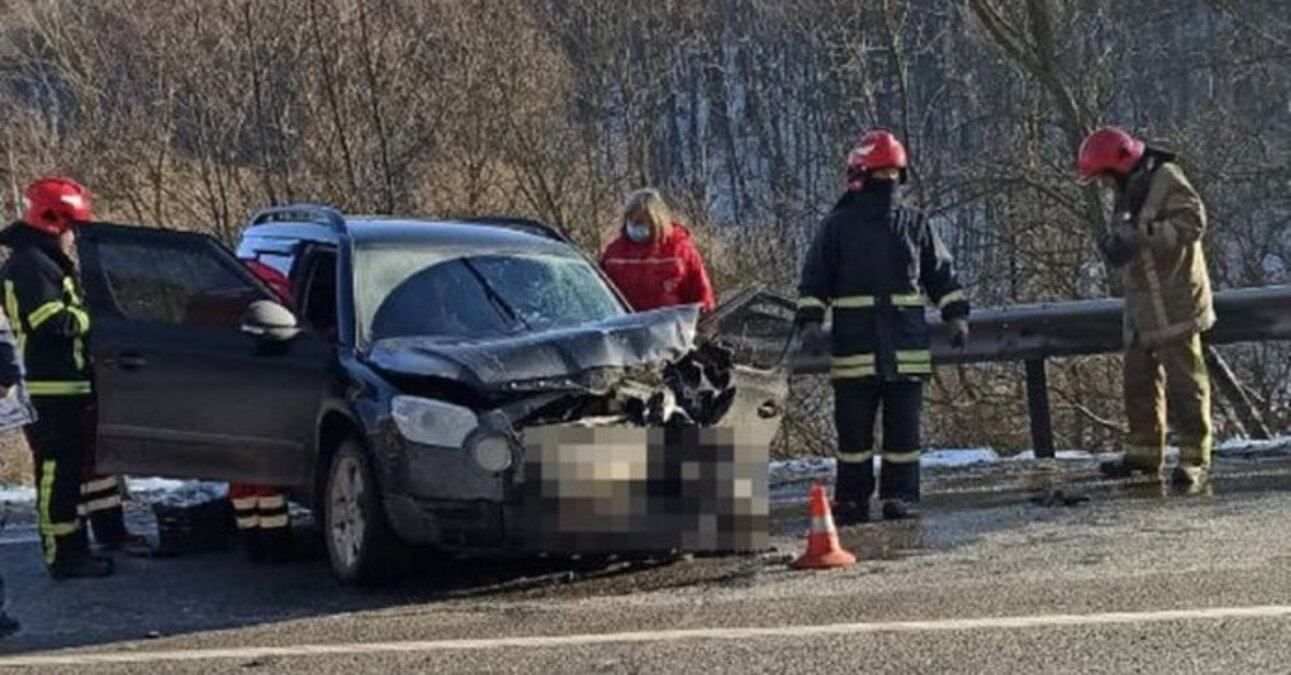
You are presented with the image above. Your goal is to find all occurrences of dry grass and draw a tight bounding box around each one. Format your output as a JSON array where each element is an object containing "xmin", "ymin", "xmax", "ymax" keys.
[{"xmin": 0, "ymin": 432, "xmax": 31, "ymax": 486}]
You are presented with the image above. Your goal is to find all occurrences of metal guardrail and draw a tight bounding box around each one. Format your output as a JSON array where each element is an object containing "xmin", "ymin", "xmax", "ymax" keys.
[
  {"xmin": 787, "ymin": 285, "xmax": 1291, "ymax": 369},
  {"xmin": 714, "ymin": 285, "xmax": 1291, "ymax": 457}
]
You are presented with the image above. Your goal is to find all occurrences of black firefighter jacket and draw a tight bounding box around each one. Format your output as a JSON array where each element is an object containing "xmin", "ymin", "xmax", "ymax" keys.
[
  {"xmin": 0, "ymin": 224, "xmax": 93, "ymax": 397},
  {"xmin": 796, "ymin": 184, "xmax": 970, "ymax": 381}
]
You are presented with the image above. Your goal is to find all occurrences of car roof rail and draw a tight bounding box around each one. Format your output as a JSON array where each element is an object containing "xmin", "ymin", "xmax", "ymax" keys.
[
  {"xmin": 249, "ymin": 203, "xmax": 346, "ymax": 232},
  {"xmin": 460, "ymin": 215, "xmax": 569, "ymax": 242}
]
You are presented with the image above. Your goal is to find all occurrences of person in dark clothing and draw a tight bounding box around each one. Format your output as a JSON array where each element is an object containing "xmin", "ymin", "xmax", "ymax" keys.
[
  {"xmin": 0, "ymin": 177, "xmax": 143, "ymax": 578},
  {"xmin": 796, "ymin": 130, "xmax": 970, "ymax": 523},
  {"xmin": 0, "ymin": 309, "xmax": 30, "ymax": 636},
  {"xmin": 230, "ymin": 259, "xmax": 296, "ymax": 564}
]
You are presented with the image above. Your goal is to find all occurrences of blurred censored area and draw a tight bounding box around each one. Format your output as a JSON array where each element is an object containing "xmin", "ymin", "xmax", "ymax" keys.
[{"xmin": 516, "ymin": 425, "xmax": 770, "ymax": 553}]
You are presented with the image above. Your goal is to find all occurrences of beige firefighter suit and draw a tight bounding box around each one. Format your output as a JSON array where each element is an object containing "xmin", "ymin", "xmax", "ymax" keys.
[{"xmin": 1111, "ymin": 156, "xmax": 1215, "ymax": 471}]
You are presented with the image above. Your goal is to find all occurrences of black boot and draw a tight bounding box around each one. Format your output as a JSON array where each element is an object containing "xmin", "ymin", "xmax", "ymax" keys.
[
  {"xmin": 1171, "ymin": 464, "xmax": 1210, "ymax": 490},
  {"xmin": 0, "ymin": 612, "xmax": 19, "ymax": 639},
  {"xmin": 1099, "ymin": 458, "xmax": 1163, "ymax": 481},
  {"xmin": 264, "ymin": 528, "xmax": 294, "ymax": 565},
  {"xmin": 100, "ymin": 532, "xmax": 152, "ymax": 557},
  {"xmin": 243, "ymin": 529, "xmax": 267, "ymax": 564},
  {"xmin": 50, "ymin": 553, "xmax": 114, "ymax": 580},
  {"xmin": 832, "ymin": 501, "xmax": 869, "ymax": 527},
  {"xmin": 881, "ymin": 499, "xmax": 919, "ymax": 521}
]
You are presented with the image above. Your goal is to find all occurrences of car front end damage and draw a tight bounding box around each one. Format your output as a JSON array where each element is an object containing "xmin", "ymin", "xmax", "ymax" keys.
[{"xmin": 366, "ymin": 305, "xmax": 786, "ymax": 555}]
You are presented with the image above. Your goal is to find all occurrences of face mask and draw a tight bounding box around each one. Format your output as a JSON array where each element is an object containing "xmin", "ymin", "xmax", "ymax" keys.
[
  {"xmin": 861, "ymin": 177, "xmax": 897, "ymax": 198},
  {"xmin": 625, "ymin": 222, "xmax": 652, "ymax": 243}
]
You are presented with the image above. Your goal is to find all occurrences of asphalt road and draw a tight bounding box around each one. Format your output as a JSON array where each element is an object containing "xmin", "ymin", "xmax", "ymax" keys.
[{"xmin": 4, "ymin": 448, "xmax": 1291, "ymax": 673}]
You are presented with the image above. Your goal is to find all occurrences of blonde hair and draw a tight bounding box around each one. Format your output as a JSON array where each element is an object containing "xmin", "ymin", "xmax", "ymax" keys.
[{"xmin": 621, "ymin": 188, "xmax": 673, "ymax": 240}]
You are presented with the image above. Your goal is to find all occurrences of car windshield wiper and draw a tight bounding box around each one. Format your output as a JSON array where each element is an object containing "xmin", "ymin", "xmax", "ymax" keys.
[{"xmin": 457, "ymin": 258, "xmax": 531, "ymax": 331}]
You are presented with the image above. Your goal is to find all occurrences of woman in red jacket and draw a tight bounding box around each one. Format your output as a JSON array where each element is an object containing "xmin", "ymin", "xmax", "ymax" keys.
[{"xmin": 600, "ymin": 188, "xmax": 716, "ymax": 313}]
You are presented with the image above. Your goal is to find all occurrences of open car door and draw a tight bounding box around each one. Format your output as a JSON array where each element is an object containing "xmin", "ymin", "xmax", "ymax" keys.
[
  {"xmin": 698, "ymin": 287, "xmax": 799, "ymax": 447},
  {"xmin": 77, "ymin": 224, "xmax": 333, "ymax": 486},
  {"xmin": 702, "ymin": 286, "xmax": 799, "ymax": 372}
]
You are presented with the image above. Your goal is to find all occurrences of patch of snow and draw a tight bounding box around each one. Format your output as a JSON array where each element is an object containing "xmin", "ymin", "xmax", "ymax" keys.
[
  {"xmin": 1217, "ymin": 437, "xmax": 1291, "ymax": 453},
  {"xmin": 922, "ymin": 448, "xmax": 999, "ymax": 467},
  {"xmin": 0, "ymin": 485, "xmax": 34, "ymax": 503},
  {"xmin": 127, "ymin": 477, "xmax": 228, "ymax": 508},
  {"xmin": 1004, "ymin": 450, "xmax": 1097, "ymax": 462}
]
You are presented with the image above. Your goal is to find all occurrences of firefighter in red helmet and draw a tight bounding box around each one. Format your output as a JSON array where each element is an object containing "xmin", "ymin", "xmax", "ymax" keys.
[
  {"xmin": 797, "ymin": 131, "xmax": 970, "ymax": 523},
  {"xmin": 795, "ymin": 130, "xmax": 970, "ymax": 523},
  {"xmin": 0, "ymin": 177, "xmax": 145, "ymax": 578},
  {"xmin": 1077, "ymin": 127, "xmax": 1215, "ymax": 486}
]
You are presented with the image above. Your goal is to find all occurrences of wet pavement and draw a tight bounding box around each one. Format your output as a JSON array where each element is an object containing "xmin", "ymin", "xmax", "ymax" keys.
[{"xmin": 2, "ymin": 447, "xmax": 1291, "ymax": 671}]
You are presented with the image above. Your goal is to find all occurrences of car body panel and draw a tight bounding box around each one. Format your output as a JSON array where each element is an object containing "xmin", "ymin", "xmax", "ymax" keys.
[
  {"xmin": 78, "ymin": 224, "xmax": 336, "ymax": 486},
  {"xmin": 366, "ymin": 305, "xmax": 699, "ymax": 393}
]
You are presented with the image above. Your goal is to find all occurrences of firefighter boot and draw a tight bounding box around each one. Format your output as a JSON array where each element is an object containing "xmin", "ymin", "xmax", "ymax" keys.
[
  {"xmin": 1171, "ymin": 464, "xmax": 1209, "ymax": 490},
  {"xmin": 0, "ymin": 612, "xmax": 18, "ymax": 639},
  {"xmin": 1098, "ymin": 457, "xmax": 1164, "ymax": 481},
  {"xmin": 881, "ymin": 499, "xmax": 919, "ymax": 521},
  {"xmin": 49, "ymin": 537, "xmax": 114, "ymax": 580},
  {"xmin": 103, "ymin": 533, "xmax": 152, "ymax": 557},
  {"xmin": 264, "ymin": 528, "xmax": 295, "ymax": 565},
  {"xmin": 242, "ymin": 529, "xmax": 267, "ymax": 564},
  {"xmin": 832, "ymin": 501, "xmax": 869, "ymax": 527}
]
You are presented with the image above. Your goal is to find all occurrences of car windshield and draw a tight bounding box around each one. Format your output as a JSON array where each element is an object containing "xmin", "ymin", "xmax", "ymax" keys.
[{"xmin": 356, "ymin": 246, "xmax": 626, "ymax": 344}]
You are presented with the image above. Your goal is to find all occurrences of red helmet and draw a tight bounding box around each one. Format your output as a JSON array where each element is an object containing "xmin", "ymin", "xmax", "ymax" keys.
[
  {"xmin": 1076, "ymin": 127, "xmax": 1145, "ymax": 179},
  {"xmin": 847, "ymin": 130, "xmax": 908, "ymax": 173},
  {"xmin": 23, "ymin": 177, "xmax": 93, "ymax": 236}
]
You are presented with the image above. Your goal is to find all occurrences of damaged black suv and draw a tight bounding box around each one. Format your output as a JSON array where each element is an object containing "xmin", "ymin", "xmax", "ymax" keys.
[{"xmin": 76, "ymin": 205, "xmax": 791, "ymax": 583}]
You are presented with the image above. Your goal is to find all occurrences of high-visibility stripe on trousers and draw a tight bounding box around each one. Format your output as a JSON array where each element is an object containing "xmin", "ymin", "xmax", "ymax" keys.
[
  {"xmin": 229, "ymin": 484, "xmax": 290, "ymax": 531},
  {"xmin": 833, "ymin": 379, "xmax": 923, "ymax": 504},
  {"xmin": 24, "ymin": 396, "xmax": 93, "ymax": 569},
  {"xmin": 78, "ymin": 475, "xmax": 123, "ymax": 516}
]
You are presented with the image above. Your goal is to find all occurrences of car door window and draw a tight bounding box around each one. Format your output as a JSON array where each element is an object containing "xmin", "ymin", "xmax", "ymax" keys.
[
  {"xmin": 88, "ymin": 231, "xmax": 266, "ymax": 330},
  {"xmin": 298, "ymin": 249, "xmax": 338, "ymax": 339}
]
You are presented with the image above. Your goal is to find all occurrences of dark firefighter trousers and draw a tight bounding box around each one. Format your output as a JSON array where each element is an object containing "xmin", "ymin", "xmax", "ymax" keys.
[
  {"xmin": 833, "ymin": 379, "xmax": 922, "ymax": 505},
  {"xmin": 24, "ymin": 395, "xmax": 127, "ymax": 568}
]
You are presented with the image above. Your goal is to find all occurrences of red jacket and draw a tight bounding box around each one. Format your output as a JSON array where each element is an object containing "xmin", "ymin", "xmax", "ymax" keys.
[{"xmin": 600, "ymin": 224, "xmax": 715, "ymax": 313}]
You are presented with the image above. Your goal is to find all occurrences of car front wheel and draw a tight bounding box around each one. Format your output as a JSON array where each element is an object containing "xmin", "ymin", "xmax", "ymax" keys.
[{"xmin": 324, "ymin": 438, "xmax": 405, "ymax": 584}]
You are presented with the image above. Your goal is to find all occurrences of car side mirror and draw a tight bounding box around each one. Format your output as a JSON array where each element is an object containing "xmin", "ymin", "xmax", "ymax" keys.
[{"xmin": 241, "ymin": 300, "xmax": 300, "ymax": 342}]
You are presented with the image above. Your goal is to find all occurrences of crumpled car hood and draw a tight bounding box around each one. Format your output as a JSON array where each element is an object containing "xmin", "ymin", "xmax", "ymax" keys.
[{"xmin": 367, "ymin": 305, "xmax": 699, "ymax": 393}]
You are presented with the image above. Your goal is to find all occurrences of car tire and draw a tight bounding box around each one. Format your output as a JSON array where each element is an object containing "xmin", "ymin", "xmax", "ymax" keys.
[{"xmin": 324, "ymin": 438, "xmax": 407, "ymax": 585}]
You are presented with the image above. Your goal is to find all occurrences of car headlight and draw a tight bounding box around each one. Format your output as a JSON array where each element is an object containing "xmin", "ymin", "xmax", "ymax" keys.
[
  {"xmin": 470, "ymin": 433, "xmax": 515, "ymax": 473},
  {"xmin": 391, "ymin": 396, "xmax": 478, "ymax": 448}
]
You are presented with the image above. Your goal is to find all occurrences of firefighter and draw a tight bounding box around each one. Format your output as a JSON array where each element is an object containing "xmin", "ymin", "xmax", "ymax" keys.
[
  {"xmin": 600, "ymin": 188, "xmax": 716, "ymax": 313},
  {"xmin": 231, "ymin": 258, "xmax": 295, "ymax": 564},
  {"xmin": 796, "ymin": 130, "xmax": 970, "ymax": 523},
  {"xmin": 0, "ymin": 309, "xmax": 28, "ymax": 635},
  {"xmin": 0, "ymin": 177, "xmax": 124, "ymax": 577},
  {"xmin": 1077, "ymin": 127, "xmax": 1215, "ymax": 486}
]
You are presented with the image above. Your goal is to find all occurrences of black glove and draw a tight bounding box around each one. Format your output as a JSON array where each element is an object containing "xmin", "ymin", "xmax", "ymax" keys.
[
  {"xmin": 1099, "ymin": 213, "xmax": 1145, "ymax": 268},
  {"xmin": 1098, "ymin": 232, "xmax": 1137, "ymax": 268},
  {"xmin": 948, "ymin": 318, "xmax": 969, "ymax": 350}
]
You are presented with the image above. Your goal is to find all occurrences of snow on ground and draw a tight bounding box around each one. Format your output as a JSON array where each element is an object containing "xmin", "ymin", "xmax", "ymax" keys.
[
  {"xmin": 0, "ymin": 485, "xmax": 33, "ymax": 503},
  {"xmin": 768, "ymin": 437, "xmax": 1291, "ymax": 486}
]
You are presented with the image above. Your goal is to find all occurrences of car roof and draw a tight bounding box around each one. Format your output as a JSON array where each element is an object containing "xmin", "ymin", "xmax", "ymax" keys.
[{"xmin": 241, "ymin": 214, "xmax": 575, "ymax": 256}]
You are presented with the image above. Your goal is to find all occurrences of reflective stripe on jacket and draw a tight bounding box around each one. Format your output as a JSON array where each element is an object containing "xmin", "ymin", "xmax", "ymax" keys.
[
  {"xmin": 0, "ymin": 223, "xmax": 93, "ymax": 396},
  {"xmin": 1114, "ymin": 155, "xmax": 1215, "ymax": 348},
  {"xmin": 796, "ymin": 189, "xmax": 969, "ymax": 381}
]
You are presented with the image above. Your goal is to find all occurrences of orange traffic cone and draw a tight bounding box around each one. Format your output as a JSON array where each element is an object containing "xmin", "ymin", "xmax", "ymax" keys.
[{"xmin": 792, "ymin": 483, "xmax": 857, "ymax": 569}]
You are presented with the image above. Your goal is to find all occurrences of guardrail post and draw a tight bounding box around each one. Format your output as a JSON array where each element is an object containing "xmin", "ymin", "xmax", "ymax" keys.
[{"xmin": 1025, "ymin": 359, "xmax": 1055, "ymax": 458}]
